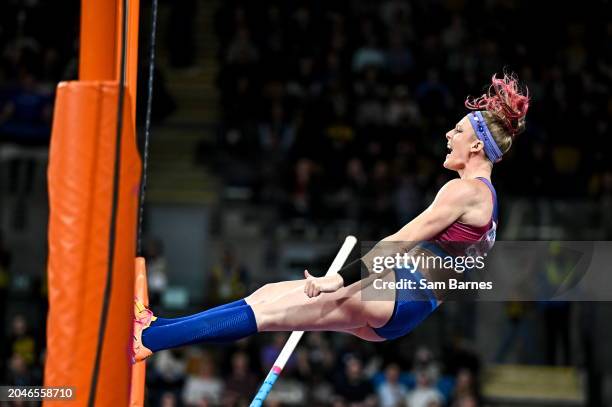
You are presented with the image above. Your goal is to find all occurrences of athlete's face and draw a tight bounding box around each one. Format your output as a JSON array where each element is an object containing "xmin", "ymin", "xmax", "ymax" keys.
[{"xmin": 443, "ymin": 115, "xmax": 483, "ymax": 170}]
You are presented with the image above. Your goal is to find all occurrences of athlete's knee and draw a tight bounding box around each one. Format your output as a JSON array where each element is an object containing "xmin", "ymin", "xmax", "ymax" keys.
[{"xmin": 245, "ymin": 283, "xmax": 271, "ymax": 304}]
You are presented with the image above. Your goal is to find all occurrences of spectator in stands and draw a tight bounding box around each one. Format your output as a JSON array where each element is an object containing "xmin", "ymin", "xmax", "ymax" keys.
[
  {"xmin": 377, "ymin": 363, "xmax": 408, "ymax": 407},
  {"xmin": 0, "ymin": 54, "xmax": 53, "ymax": 146},
  {"xmin": 160, "ymin": 391, "xmax": 178, "ymax": 407},
  {"xmin": 6, "ymin": 353, "xmax": 38, "ymax": 386},
  {"xmin": 354, "ymin": 66, "xmax": 387, "ymax": 128},
  {"xmin": 150, "ymin": 350, "xmax": 186, "ymax": 405},
  {"xmin": 386, "ymin": 86, "xmax": 420, "ymax": 128},
  {"xmin": 405, "ymin": 370, "xmax": 444, "ymax": 407},
  {"xmin": 207, "ymin": 245, "xmax": 250, "ymax": 304},
  {"xmin": 394, "ymin": 173, "xmax": 422, "ymax": 224},
  {"xmin": 415, "ymin": 69, "xmax": 452, "ymax": 117},
  {"xmin": 285, "ymin": 158, "xmax": 322, "ymax": 219},
  {"xmin": 222, "ymin": 351, "xmax": 258, "ymax": 406},
  {"xmin": 182, "ymin": 352, "xmax": 224, "ymax": 406},
  {"xmin": 352, "ymin": 29, "xmax": 385, "ymax": 72},
  {"xmin": 258, "ymin": 103, "xmax": 296, "ymax": 153},
  {"xmin": 286, "ymin": 55, "xmax": 322, "ymax": 101},
  {"xmin": 386, "ymin": 29, "xmax": 414, "ymax": 79},
  {"xmin": 333, "ymin": 355, "xmax": 377, "ymax": 406},
  {"xmin": 448, "ymin": 369, "xmax": 479, "ymax": 406},
  {"xmin": 303, "ymin": 331, "xmax": 336, "ymax": 376},
  {"xmin": 7, "ymin": 314, "xmax": 37, "ymax": 367},
  {"xmin": 309, "ymin": 372, "xmax": 336, "ymax": 406},
  {"xmin": 338, "ymin": 158, "xmax": 369, "ymax": 221},
  {"xmin": 441, "ymin": 14, "xmax": 466, "ymax": 50},
  {"xmin": 226, "ymin": 27, "xmax": 258, "ymax": 67}
]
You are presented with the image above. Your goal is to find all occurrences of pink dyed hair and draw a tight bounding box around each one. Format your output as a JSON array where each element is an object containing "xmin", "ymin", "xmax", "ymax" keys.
[{"xmin": 465, "ymin": 73, "xmax": 530, "ymax": 136}]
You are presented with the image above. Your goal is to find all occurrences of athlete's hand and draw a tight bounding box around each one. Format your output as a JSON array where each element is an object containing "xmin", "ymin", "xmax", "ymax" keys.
[{"xmin": 303, "ymin": 271, "xmax": 344, "ymax": 298}]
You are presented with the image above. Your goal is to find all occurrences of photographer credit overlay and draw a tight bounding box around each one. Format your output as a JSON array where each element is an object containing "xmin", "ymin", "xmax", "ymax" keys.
[{"xmin": 358, "ymin": 241, "xmax": 612, "ymax": 302}]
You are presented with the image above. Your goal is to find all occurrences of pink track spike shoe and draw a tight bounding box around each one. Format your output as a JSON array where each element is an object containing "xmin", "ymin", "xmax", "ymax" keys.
[{"xmin": 132, "ymin": 299, "xmax": 156, "ymax": 363}]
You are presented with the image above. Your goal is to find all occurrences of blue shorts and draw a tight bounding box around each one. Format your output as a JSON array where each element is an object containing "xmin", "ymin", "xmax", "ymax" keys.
[{"xmin": 372, "ymin": 266, "xmax": 439, "ymax": 340}]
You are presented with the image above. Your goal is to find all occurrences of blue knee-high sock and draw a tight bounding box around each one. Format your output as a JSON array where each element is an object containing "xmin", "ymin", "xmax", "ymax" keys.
[
  {"xmin": 150, "ymin": 299, "xmax": 247, "ymax": 327},
  {"xmin": 142, "ymin": 304, "xmax": 258, "ymax": 352}
]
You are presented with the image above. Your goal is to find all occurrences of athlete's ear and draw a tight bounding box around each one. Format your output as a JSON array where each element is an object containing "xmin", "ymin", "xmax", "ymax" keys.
[{"xmin": 470, "ymin": 139, "xmax": 484, "ymax": 153}]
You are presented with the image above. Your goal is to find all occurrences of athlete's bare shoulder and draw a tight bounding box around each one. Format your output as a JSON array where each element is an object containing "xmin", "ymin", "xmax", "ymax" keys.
[{"xmin": 436, "ymin": 178, "xmax": 482, "ymax": 207}]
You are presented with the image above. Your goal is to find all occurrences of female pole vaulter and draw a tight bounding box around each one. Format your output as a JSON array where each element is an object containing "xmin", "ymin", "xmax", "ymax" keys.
[{"xmin": 133, "ymin": 73, "xmax": 529, "ymax": 362}]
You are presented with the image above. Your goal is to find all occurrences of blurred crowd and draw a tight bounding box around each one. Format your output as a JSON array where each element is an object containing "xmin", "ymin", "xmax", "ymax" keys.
[
  {"xmin": 0, "ymin": 231, "xmax": 47, "ymax": 402},
  {"xmin": 211, "ymin": 0, "xmax": 612, "ymax": 236},
  {"xmin": 0, "ymin": 0, "xmax": 78, "ymax": 147},
  {"xmin": 144, "ymin": 332, "xmax": 481, "ymax": 407}
]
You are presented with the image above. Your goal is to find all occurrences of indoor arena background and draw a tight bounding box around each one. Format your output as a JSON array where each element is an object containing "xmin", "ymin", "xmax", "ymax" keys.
[{"xmin": 1, "ymin": 0, "xmax": 611, "ymax": 406}]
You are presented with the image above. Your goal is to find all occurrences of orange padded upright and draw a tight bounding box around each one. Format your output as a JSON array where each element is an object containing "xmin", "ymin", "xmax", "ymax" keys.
[{"xmin": 44, "ymin": 81, "xmax": 141, "ymax": 406}]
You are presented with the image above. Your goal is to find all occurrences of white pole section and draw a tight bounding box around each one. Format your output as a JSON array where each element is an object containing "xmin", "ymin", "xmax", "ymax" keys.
[{"xmin": 249, "ymin": 235, "xmax": 358, "ymax": 407}]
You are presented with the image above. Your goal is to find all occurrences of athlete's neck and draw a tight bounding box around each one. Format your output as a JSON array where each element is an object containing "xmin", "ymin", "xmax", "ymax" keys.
[{"xmin": 457, "ymin": 158, "xmax": 492, "ymax": 180}]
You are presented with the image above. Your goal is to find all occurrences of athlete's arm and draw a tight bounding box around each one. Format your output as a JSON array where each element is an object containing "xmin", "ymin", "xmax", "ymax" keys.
[
  {"xmin": 383, "ymin": 178, "xmax": 476, "ymax": 242},
  {"xmin": 303, "ymin": 179, "xmax": 477, "ymax": 297}
]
